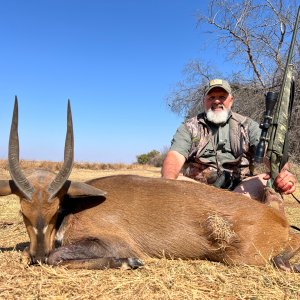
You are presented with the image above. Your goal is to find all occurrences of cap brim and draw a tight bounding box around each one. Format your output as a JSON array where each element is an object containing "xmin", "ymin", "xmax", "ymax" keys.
[{"xmin": 205, "ymin": 85, "xmax": 231, "ymax": 96}]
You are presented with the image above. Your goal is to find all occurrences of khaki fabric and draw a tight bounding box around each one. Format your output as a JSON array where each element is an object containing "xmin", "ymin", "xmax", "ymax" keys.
[{"xmin": 169, "ymin": 112, "xmax": 261, "ymax": 187}]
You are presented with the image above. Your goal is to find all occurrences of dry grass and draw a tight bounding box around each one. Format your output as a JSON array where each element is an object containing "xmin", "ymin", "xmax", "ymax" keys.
[
  {"xmin": 1, "ymin": 162, "xmax": 300, "ymax": 299},
  {"xmin": 0, "ymin": 159, "xmax": 154, "ymax": 172}
]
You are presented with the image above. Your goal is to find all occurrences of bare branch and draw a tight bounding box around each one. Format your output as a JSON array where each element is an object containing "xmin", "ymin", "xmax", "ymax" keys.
[{"xmin": 166, "ymin": 0, "xmax": 300, "ymax": 161}]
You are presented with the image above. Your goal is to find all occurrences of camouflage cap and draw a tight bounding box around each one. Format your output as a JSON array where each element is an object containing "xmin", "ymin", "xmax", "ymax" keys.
[{"xmin": 204, "ymin": 79, "xmax": 232, "ymax": 95}]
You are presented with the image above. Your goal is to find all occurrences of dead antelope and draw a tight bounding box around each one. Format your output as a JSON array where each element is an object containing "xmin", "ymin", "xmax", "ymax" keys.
[{"xmin": 1, "ymin": 98, "xmax": 300, "ymax": 272}]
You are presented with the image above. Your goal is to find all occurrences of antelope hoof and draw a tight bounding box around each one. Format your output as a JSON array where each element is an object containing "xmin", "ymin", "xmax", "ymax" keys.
[
  {"xmin": 272, "ymin": 254, "xmax": 292, "ymax": 272},
  {"xmin": 119, "ymin": 257, "xmax": 144, "ymax": 270},
  {"xmin": 292, "ymin": 264, "xmax": 300, "ymax": 273}
]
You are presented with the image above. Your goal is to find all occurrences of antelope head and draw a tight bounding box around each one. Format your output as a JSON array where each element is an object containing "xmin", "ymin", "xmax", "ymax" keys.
[{"xmin": 0, "ymin": 97, "xmax": 106, "ymax": 264}]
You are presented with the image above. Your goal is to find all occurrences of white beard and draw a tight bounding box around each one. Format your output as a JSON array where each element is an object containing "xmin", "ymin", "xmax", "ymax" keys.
[{"xmin": 206, "ymin": 108, "xmax": 230, "ymax": 124}]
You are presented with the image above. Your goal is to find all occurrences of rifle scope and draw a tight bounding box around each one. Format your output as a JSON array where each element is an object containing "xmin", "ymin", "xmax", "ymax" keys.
[{"xmin": 254, "ymin": 92, "xmax": 278, "ymax": 164}]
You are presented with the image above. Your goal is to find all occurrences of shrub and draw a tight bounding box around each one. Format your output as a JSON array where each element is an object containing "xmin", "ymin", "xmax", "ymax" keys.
[{"xmin": 136, "ymin": 149, "xmax": 168, "ymax": 167}]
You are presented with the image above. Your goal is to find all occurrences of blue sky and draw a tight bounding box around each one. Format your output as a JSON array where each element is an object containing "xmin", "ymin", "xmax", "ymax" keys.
[{"xmin": 0, "ymin": 1, "xmax": 227, "ymax": 163}]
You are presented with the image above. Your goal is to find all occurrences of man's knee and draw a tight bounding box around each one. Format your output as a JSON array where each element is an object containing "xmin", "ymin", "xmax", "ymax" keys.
[
  {"xmin": 233, "ymin": 174, "xmax": 268, "ymax": 200},
  {"xmin": 262, "ymin": 186, "xmax": 285, "ymax": 216}
]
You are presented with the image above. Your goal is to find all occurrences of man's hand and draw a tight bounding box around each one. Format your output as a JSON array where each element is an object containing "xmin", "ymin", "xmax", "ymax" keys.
[{"xmin": 263, "ymin": 163, "xmax": 296, "ymax": 195}]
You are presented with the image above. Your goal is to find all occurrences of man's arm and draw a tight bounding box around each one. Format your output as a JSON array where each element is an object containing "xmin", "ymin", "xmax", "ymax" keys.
[
  {"xmin": 161, "ymin": 150, "xmax": 186, "ymax": 179},
  {"xmin": 161, "ymin": 122, "xmax": 192, "ymax": 179}
]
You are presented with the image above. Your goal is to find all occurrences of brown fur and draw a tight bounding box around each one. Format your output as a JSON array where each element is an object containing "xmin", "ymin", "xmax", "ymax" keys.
[
  {"xmin": 55, "ymin": 175, "xmax": 300, "ymax": 269},
  {"xmin": 1, "ymin": 172, "xmax": 300, "ymax": 270}
]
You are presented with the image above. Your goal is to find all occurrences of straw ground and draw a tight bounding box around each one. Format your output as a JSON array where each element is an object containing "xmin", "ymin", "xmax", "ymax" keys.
[{"xmin": 1, "ymin": 161, "xmax": 300, "ymax": 299}]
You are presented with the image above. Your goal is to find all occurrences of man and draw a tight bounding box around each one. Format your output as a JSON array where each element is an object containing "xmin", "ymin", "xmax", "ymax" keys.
[{"xmin": 162, "ymin": 79, "xmax": 296, "ymax": 212}]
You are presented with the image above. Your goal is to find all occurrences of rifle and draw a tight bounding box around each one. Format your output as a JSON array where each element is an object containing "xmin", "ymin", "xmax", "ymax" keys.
[{"xmin": 254, "ymin": 6, "xmax": 300, "ymax": 190}]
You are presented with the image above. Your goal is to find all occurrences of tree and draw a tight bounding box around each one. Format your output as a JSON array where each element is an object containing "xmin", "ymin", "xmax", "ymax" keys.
[
  {"xmin": 136, "ymin": 150, "xmax": 161, "ymax": 166},
  {"xmin": 166, "ymin": 0, "xmax": 300, "ymax": 161},
  {"xmin": 136, "ymin": 148, "xmax": 169, "ymax": 167},
  {"xmin": 168, "ymin": 0, "xmax": 300, "ymax": 115},
  {"xmin": 136, "ymin": 153, "xmax": 150, "ymax": 165},
  {"xmin": 202, "ymin": 0, "xmax": 299, "ymax": 86}
]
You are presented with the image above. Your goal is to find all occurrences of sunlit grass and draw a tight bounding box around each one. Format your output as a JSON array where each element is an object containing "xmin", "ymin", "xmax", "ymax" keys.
[{"xmin": 1, "ymin": 162, "xmax": 300, "ymax": 299}]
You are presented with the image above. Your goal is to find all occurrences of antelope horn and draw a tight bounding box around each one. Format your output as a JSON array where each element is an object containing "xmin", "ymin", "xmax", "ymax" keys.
[
  {"xmin": 47, "ymin": 100, "xmax": 74, "ymax": 200},
  {"xmin": 8, "ymin": 96, "xmax": 34, "ymax": 200}
]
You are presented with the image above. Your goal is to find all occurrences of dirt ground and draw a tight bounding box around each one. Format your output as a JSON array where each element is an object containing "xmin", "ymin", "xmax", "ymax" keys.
[{"xmin": 1, "ymin": 166, "xmax": 300, "ymax": 300}]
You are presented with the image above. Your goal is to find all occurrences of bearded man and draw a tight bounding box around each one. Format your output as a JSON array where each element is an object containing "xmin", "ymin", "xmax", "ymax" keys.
[{"xmin": 161, "ymin": 79, "xmax": 296, "ymax": 213}]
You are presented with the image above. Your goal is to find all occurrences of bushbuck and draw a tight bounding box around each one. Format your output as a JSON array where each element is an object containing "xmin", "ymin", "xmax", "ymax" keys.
[{"xmin": 0, "ymin": 98, "xmax": 300, "ymax": 271}]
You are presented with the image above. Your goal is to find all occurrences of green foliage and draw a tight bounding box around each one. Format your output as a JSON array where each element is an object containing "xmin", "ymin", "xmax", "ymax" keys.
[
  {"xmin": 136, "ymin": 149, "xmax": 166, "ymax": 167},
  {"xmin": 136, "ymin": 154, "xmax": 150, "ymax": 165}
]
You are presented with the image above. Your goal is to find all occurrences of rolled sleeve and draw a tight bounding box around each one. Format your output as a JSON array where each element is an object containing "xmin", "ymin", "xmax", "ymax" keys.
[{"xmin": 169, "ymin": 124, "xmax": 192, "ymax": 159}]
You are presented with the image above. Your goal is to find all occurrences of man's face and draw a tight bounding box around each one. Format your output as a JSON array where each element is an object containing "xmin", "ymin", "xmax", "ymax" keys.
[{"xmin": 203, "ymin": 87, "xmax": 233, "ymax": 124}]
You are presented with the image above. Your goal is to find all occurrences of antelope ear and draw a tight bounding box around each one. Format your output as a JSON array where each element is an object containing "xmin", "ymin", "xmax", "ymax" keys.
[
  {"xmin": 0, "ymin": 180, "xmax": 19, "ymax": 196},
  {"xmin": 66, "ymin": 181, "xmax": 107, "ymax": 198}
]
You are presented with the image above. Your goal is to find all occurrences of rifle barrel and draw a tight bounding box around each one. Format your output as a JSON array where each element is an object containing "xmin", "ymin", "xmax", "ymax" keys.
[{"xmin": 286, "ymin": 7, "xmax": 300, "ymax": 67}]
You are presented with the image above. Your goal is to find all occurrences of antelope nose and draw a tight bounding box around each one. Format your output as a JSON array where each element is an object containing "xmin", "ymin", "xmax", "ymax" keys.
[
  {"xmin": 30, "ymin": 255, "xmax": 38, "ymax": 264},
  {"xmin": 30, "ymin": 254, "xmax": 48, "ymax": 264}
]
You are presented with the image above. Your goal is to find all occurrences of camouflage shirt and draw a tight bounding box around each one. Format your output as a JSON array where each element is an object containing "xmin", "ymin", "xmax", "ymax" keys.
[{"xmin": 170, "ymin": 111, "xmax": 261, "ymax": 188}]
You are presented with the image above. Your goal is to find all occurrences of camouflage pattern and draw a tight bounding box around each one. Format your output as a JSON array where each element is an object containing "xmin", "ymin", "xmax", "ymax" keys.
[
  {"xmin": 266, "ymin": 6, "xmax": 299, "ymax": 188},
  {"xmin": 267, "ymin": 64, "xmax": 294, "ymax": 184},
  {"xmin": 183, "ymin": 112, "xmax": 254, "ymax": 187}
]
